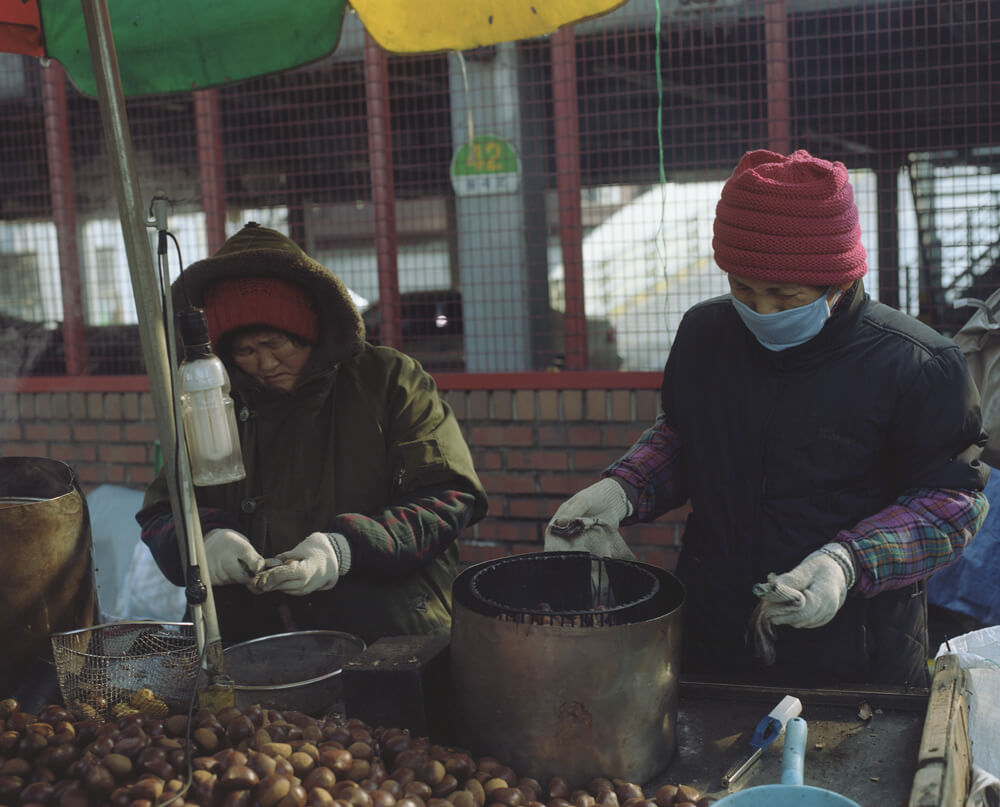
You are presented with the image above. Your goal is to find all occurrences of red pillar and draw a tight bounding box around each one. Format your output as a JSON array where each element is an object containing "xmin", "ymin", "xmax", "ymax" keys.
[
  {"xmin": 765, "ymin": 0, "xmax": 791, "ymax": 156},
  {"xmin": 364, "ymin": 33, "xmax": 401, "ymax": 349},
  {"xmin": 552, "ymin": 27, "xmax": 588, "ymax": 371},
  {"xmin": 42, "ymin": 62, "xmax": 88, "ymax": 375},
  {"xmin": 194, "ymin": 89, "xmax": 227, "ymax": 254}
]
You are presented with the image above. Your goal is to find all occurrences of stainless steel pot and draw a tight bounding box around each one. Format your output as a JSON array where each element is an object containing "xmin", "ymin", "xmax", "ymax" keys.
[
  {"xmin": 450, "ymin": 552, "xmax": 685, "ymax": 787},
  {"xmin": 0, "ymin": 457, "xmax": 99, "ymax": 694},
  {"xmin": 223, "ymin": 630, "xmax": 366, "ymax": 716}
]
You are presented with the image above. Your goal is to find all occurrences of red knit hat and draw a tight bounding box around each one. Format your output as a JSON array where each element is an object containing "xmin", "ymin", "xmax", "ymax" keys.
[
  {"xmin": 712, "ymin": 149, "xmax": 868, "ymax": 284},
  {"xmin": 202, "ymin": 276, "xmax": 320, "ymax": 346}
]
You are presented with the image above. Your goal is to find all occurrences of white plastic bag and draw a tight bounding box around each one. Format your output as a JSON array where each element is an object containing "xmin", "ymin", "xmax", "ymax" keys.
[
  {"xmin": 936, "ymin": 626, "xmax": 1000, "ymax": 782},
  {"xmin": 954, "ymin": 292, "xmax": 1000, "ymax": 467}
]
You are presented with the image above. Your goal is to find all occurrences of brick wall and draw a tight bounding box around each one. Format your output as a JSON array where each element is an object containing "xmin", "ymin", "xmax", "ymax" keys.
[{"xmin": 0, "ymin": 382, "xmax": 685, "ymax": 571}]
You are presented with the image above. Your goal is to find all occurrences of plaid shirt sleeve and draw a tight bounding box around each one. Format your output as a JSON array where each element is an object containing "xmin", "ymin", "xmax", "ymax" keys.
[
  {"xmin": 603, "ymin": 413, "xmax": 687, "ymax": 523},
  {"xmin": 138, "ymin": 505, "xmax": 238, "ymax": 586},
  {"xmin": 838, "ymin": 487, "xmax": 989, "ymax": 597},
  {"xmin": 330, "ymin": 483, "xmax": 479, "ymax": 576}
]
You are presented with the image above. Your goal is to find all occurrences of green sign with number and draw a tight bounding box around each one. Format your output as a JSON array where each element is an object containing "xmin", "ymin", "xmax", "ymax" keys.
[{"xmin": 450, "ymin": 135, "xmax": 520, "ymax": 197}]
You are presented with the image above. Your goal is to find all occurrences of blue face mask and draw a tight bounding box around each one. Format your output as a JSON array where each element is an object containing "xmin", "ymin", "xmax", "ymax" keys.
[{"xmin": 731, "ymin": 289, "xmax": 841, "ymax": 351}]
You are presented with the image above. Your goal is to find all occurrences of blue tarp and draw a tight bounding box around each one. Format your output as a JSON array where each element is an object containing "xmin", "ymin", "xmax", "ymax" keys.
[{"xmin": 927, "ymin": 466, "xmax": 1000, "ymax": 626}]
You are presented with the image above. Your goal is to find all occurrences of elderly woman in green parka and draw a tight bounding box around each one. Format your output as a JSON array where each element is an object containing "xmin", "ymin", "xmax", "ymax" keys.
[{"xmin": 137, "ymin": 223, "xmax": 488, "ymax": 646}]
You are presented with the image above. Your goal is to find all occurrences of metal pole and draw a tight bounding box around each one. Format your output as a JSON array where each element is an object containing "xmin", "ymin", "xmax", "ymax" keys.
[{"xmin": 78, "ymin": 0, "xmax": 228, "ymax": 686}]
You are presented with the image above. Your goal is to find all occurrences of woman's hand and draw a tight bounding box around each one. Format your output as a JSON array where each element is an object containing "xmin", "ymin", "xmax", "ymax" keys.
[
  {"xmin": 203, "ymin": 529, "xmax": 266, "ymax": 585},
  {"xmin": 252, "ymin": 532, "xmax": 352, "ymax": 595},
  {"xmin": 544, "ymin": 478, "xmax": 635, "ymax": 559},
  {"xmin": 751, "ymin": 543, "xmax": 856, "ymax": 662}
]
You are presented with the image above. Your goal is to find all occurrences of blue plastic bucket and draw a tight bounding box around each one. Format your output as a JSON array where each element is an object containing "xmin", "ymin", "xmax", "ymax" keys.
[{"xmin": 714, "ymin": 717, "xmax": 862, "ymax": 807}]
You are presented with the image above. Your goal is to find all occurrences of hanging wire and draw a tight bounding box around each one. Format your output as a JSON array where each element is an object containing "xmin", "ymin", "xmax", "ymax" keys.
[
  {"xmin": 651, "ymin": 0, "xmax": 673, "ymax": 342},
  {"xmin": 455, "ymin": 50, "xmax": 476, "ymax": 146}
]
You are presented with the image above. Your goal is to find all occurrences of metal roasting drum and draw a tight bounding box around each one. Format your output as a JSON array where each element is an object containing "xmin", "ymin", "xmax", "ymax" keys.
[
  {"xmin": 450, "ymin": 551, "xmax": 685, "ymax": 787},
  {"xmin": 0, "ymin": 457, "xmax": 100, "ymax": 695}
]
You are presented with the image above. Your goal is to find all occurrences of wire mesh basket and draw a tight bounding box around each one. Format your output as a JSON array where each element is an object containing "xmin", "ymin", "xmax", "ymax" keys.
[{"xmin": 50, "ymin": 621, "xmax": 201, "ymax": 721}]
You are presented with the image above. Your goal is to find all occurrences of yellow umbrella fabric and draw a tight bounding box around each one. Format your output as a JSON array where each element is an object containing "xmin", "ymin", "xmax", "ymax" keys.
[{"xmin": 350, "ymin": 0, "xmax": 629, "ymax": 53}]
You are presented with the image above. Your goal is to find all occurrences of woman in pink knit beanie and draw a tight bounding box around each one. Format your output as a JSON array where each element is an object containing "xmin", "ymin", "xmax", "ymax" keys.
[{"xmin": 547, "ymin": 149, "xmax": 989, "ymax": 688}]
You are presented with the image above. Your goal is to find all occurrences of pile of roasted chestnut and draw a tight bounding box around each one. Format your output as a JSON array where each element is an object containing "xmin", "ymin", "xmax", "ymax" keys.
[{"xmin": 0, "ymin": 696, "xmax": 717, "ymax": 807}]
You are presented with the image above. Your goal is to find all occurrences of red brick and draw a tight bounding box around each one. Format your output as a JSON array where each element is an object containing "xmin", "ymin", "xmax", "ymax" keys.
[
  {"xmin": 493, "ymin": 391, "xmax": 513, "ymax": 419},
  {"xmin": 77, "ymin": 465, "xmax": 102, "ymax": 484},
  {"xmin": 87, "ymin": 392, "xmax": 103, "ymax": 419},
  {"xmin": 70, "ymin": 393, "xmax": 87, "ymax": 419},
  {"xmin": 122, "ymin": 392, "xmax": 141, "ymax": 420},
  {"xmin": 3, "ymin": 442, "xmax": 45, "ymax": 457},
  {"xmin": 572, "ymin": 449, "xmax": 622, "ymax": 472},
  {"xmin": 507, "ymin": 497, "xmax": 555, "ymax": 519},
  {"xmin": 98, "ymin": 444, "xmax": 148, "ymax": 463},
  {"xmin": 473, "ymin": 449, "xmax": 503, "ymax": 470},
  {"xmin": 504, "ymin": 451, "xmax": 530, "ymax": 469},
  {"xmin": 621, "ymin": 522, "xmax": 672, "ymax": 547},
  {"xmin": 35, "ymin": 394, "xmax": 52, "ymax": 418},
  {"xmin": 106, "ymin": 465, "xmax": 125, "ymax": 482},
  {"xmin": 609, "ymin": 390, "xmax": 631, "ymax": 421},
  {"xmin": 513, "ymin": 390, "xmax": 534, "ymax": 419},
  {"xmin": 528, "ymin": 450, "xmax": 569, "ymax": 471},
  {"xmin": 51, "ymin": 393, "xmax": 69, "ymax": 418},
  {"xmin": 73, "ymin": 424, "xmax": 99, "ymax": 442},
  {"xmin": 567, "ymin": 425, "xmax": 602, "ymax": 446},
  {"xmin": 458, "ymin": 543, "xmax": 509, "ymax": 565},
  {"xmin": 535, "ymin": 424, "xmax": 569, "ymax": 446},
  {"xmin": 639, "ymin": 547, "xmax": 679, "ymax": 571},
  {"xmin": 99, "ymin": 424, "xmax": 123, "ymax": 442},
  {"xmin": 0, "ymin": 424, "xmax": 23, "ymax": 440},
  {"xmin": 124, "ymin": 423, "xmax": 159, "ymax": 443},
  {"xmin": 472, "ymin": 520, "xmax": 525, "ymax": 542},
  {"xmin": 538, "ymin": 474, "xmax": 600, "ymax": 495},
  {"xmin": 538, "ymin": 390, "xmax": 558, "ymax": 420},
  {"xmin": 563, "ymin": 390, "xmax": 583, "ymax": 420},
  {"xmin": 468, "ymin": 425, "xmax": 533, "ymax": 447},
  {"xmin": 468, "ymin": 390, "xmax": 489, "ymax": 419},
  {"xmin": 604, "ymin": 424, "xmax": 644, "ymax": 448},
  {"xmin": 25, "ymin": 423, "xmax": 72, "ymax": 441},
  {"xmin": 477, "ymin": 472, "xmax": 536, "ymax": 495},
  {"xmin": 504, "ymin": 450, "xmax": 568, "ymax": 471},
  {"xmin": 50, "ymin": 443, "xmax": 97, "ymax": 462},
  {"xmin": 585, "ymin": 390, "xmax": 605, "ymax": 420},
  {"xmin": 636, "ymin": 389, "xmax": 659, "ymax": 421},
  {"xmin": 105, "ymin": 394, "xmax": 123, "ymax": 420},
  {"xmin": 128, "ymin": 465, "xmax": 155, "ymax": 486}
]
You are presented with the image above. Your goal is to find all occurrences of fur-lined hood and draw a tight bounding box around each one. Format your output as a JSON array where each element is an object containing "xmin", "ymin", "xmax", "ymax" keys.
[{"xmin": 171, "ymin": 222, "xmax": 365, "ymax": 370}]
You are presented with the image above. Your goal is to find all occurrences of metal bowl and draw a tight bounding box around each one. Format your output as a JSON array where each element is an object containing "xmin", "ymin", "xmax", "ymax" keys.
[{"xmin": 222, "ymin": 630, "xmax": 366, "ymax": 716}]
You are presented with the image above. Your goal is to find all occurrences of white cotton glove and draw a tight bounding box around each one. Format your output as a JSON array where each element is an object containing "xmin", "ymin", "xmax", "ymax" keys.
[
  {"xmin": 544, "ymin": 478, "xmax": 636, "ymax": 560},
  {"xmin": 203, "ymin": 528, "xmax": 266, "ymax": 585},
  {"xmin": 252, "ymin": 532, "xmax": 352, "ymax": 596},
  {"xmin": 751, "ymin": 542, "xmax": 856, "ymax": 664}
]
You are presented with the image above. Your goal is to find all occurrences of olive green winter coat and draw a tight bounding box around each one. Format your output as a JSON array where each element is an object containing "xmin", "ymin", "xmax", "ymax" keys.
[{"xmin": 138, "ymin": 224, "xmax": 487, "ymax": 645}]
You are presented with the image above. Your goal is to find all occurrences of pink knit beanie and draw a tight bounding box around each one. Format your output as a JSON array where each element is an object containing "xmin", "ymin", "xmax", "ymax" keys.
[{"xmin": 712, "ymin": 149, "xmax": 868, "ymax": 284}]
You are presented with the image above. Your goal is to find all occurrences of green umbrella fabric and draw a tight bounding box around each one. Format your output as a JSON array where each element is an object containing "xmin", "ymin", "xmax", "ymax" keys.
[{"xmin": 3, "ymin": 0, "xmax": 349, "ymax": 97}]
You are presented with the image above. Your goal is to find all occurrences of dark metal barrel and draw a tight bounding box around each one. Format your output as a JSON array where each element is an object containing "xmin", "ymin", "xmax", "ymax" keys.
[
  {"xmin": 0, "ymin": 457, "xmax": 100, "ymax": 695},
  {"xmin": 450, "ymin": 551, "xmax": 685, "ymax": 787}
]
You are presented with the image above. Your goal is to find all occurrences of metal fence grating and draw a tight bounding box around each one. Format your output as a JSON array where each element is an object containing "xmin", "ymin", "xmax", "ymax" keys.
[{"xmin": 1, "ymin": 0, "xmax": 998, "ymax": 378}]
